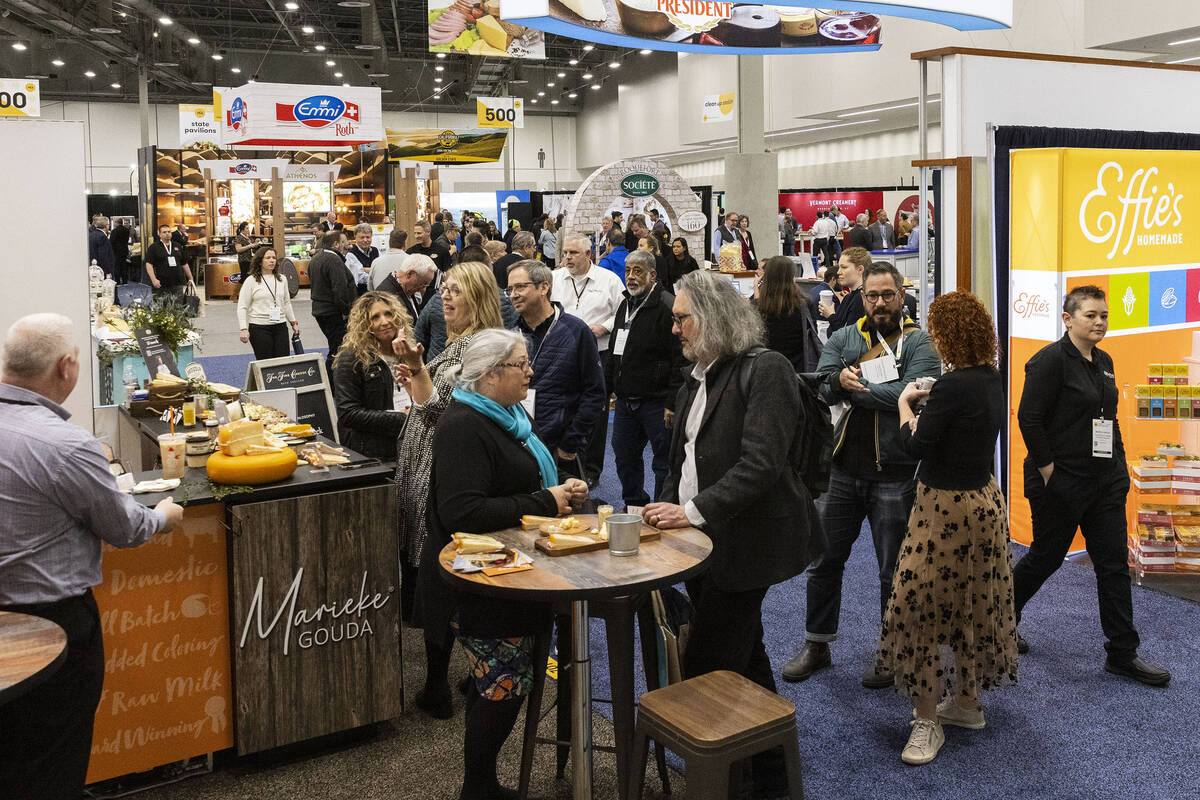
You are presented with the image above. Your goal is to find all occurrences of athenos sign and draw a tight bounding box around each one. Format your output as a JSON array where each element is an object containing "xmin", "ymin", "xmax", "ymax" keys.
[{"xmin": 621, "ymin": 173, "xmax": 660, "ymax": 198}]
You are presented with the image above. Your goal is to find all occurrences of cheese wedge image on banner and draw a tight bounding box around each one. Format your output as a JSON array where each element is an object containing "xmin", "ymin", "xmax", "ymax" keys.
[{"xmin": 555, "ymin": 0, "xmax": 606, "ymax": 22}]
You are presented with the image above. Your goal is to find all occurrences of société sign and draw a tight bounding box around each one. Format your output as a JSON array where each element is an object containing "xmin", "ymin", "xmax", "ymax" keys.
[{"xmin": 621, "ymin": 173, "xmax": 660, "ymax": 197}]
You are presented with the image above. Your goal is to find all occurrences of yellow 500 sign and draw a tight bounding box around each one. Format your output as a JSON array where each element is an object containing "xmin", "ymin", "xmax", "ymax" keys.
[
  {"xmin": 476, "ymin": 97, "xmax": 523, "ymax": 129},
  {"xmin": 0, "ymin": 78, "xmax": 40, "ymax": 118}
]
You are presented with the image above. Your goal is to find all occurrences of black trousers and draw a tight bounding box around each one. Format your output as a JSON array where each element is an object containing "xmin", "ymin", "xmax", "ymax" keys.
[
  {"xmin": 314, "ymin": 313, "xmax": 347, "ymax": 378},
  {"xmin": 683, "ymin": 576, "xmax": 788, "ymax": 796},
  {"xmin": 1012, "ymin": 462, "xmax": 1140, "ymax": 659},
  {"xmin": 0, "ymin": 590, "xmax": 105, "ymax": 799},
  {"xmin": 582, "ymin": 352, "xmax": 610, "ymax": 485},
  {"xmin": 248, "ymin": 322, "xmax": 290, "ymax": 361}
]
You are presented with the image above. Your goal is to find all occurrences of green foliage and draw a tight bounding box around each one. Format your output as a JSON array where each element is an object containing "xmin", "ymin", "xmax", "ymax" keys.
[{"xmin": 123, "ymin": 298, "xmax": 196, "ymax": 357}]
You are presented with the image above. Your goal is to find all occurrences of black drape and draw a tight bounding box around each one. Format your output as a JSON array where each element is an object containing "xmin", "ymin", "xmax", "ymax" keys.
[{"xmin": 993, "ymin": 125, "xmax": 1200, "ymax": 491}]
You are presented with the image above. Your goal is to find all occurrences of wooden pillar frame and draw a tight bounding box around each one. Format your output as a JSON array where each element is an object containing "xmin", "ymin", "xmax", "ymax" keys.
[{"xmin": 912, "ymin": 157, "xmax": 973, "ymax": 294}]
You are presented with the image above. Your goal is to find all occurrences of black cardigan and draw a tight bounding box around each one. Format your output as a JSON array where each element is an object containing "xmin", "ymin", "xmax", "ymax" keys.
[
  {"xmin": 332, "ymin": 354, "xmax": 406, "ymax": 460},
  {"xmin": 604, "ymin": 283, "xmax": 684, "ymax": 402},
  {"xmin": 420, "ymin": 401, "xmax": 558, "ymax": 637}
]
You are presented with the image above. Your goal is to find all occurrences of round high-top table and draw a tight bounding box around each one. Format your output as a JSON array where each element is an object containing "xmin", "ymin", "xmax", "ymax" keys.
[
  {"xmin": 0, "ymin": 611, "xmax": 68, "ymax": 705},
  {"xmin": 439, "ymin": 520, "xmax": 712, "ymax": 800}
]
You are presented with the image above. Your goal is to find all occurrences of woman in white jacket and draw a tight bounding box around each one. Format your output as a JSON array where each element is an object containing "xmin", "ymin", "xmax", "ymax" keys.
[{"xmin": 237, "ymin": 247, "xmax": 299, "ymax": 360}]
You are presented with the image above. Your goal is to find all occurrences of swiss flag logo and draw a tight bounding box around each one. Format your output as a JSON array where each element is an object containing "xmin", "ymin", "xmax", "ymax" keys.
[{"xmin": 344, "ymin": 103, "xmax": 359, "ymax": 122}]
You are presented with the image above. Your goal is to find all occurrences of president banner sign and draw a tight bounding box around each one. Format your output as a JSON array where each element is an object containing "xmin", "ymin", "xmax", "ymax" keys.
[{"xmin": 219, "ymin": 82, "xmax": 383, "ymax": 149}]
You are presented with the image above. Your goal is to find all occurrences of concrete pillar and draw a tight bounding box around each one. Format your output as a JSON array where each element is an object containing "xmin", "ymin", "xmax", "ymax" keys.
[
  {"xmin": 138, "ymin": 61, "xmax": 150, "ymax": 149},
  {"xmin": 722, "ymin": 55, "xmax": 779, "ymax": 261}
]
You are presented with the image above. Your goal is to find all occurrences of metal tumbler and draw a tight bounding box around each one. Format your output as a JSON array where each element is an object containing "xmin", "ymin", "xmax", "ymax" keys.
[{"xmin": 606, "ymin": 514, "xmax": 643, "ymax": 557}]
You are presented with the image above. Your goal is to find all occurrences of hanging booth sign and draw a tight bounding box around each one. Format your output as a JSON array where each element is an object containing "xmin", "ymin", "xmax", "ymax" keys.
[
  {"xmin": 702, "ymin": 92, "xmax": 735, "ymax": 123},
  {"xmin": 218, "ymin": 82, "xmax": 383, "ymax": 149},
  {"xmin": 179, "ymin": 103, "xmax": 219, "ymax": 146},
  {"xmin": 498, "ymin": 1, "xmax": 1010, "ymax": 54},
  {"xmin": 386, "ymin": 128, "xmax": 509, "ymax": 163},
  {"xmin": 198, "ymin": 159, "xmax": 291, "ymax": 180},
  {"xmin": 476, "ymin": 96, "xmax": 525, "ymax": 129},
  {"xmin": 0, "ymin": 78, "xmax": 39, "ymax": 117},
  {"xmin": 428, "ymin": 0, "xmax": 546, "ymax": 59}
]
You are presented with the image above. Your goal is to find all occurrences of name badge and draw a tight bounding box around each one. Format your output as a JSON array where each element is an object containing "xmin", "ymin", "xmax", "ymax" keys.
[
  {"xmin": 393, "ymin": 385, "xmax": 411, "ymax": 412},
  {"xmin": 613, "ymin": 329, "xmax": 630, "ymax": 356},
  {"xmin": 167, "ymin": 256, "xmax": 177, "ymax": 267},
  {"xmin": 860, "ymin": 355, "xmax": 900, "ymax": 385},
  {"xmin": 520, "ymin": 388, "xmax": 536, "ymax": 421},
  {"xmin": 269, "ymin": 305, "xmax": 282, "ymax": 323},
  {"xmin": 1092, "ymin": 418, "xmax": 1113, "ymax": 458}
]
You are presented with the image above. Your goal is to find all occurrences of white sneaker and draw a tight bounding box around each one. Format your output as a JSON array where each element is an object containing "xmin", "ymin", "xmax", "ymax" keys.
[
  {"xmin": 937, "ymin": 698, "xmax": 985, "ymax": 730},
  {"xmin": 901, "ymin": 717, "xmax": 945, "ymax": 765}
]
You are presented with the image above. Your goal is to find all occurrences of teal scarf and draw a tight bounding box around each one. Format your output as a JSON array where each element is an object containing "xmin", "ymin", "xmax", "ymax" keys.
[{"xmin": 451, "ymin": 388, "xmax": 558, "ymax": 489}]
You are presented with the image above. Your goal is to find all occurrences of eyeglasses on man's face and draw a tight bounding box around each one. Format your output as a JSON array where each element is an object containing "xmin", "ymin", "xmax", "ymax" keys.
[
  {"xmin": 504, "ymin": 281, "xmax": 538, "ymax": 295},
  {"xmin": 863, "ymin": 290, "xmax": 899, "ymax": 305},
  {"xmin": 671, "ymin": 313, "xmax": 692, "ymax": 326}
]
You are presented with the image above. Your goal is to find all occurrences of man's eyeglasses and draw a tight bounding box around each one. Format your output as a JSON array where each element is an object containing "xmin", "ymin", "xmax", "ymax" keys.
[
  {"xmin": 500, "ymin": 360, "xmax": 532, "ymax": 371},
  {"xmin": 504, "ymin": 281, "xmax": 538, "ymax": 295},
  {"xmin": 671, "ymin": 313, "xmax": 692, "ymax": 326},
  {"xmin": 863, "ymin": 290, "xmax": 899, "ymax": 304}
]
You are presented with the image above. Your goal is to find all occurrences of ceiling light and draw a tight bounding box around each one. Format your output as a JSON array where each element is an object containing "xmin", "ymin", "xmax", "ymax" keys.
[
  {"xmin": 434, "ymin": 77, "xmax": 442, "ymax": 83},
  {"xmin": 108, "ymin": 188, "xmax": 118, "ymax": 196},
  {"xmin": 583, "ymin": 44, "xmax": 594, "ymax": 51},
  {"xmin": 154, "ymin": 61, "xmax": 179, "ymax": 67},
  {"xmin": 334, "ymin": 72, "xmax": 343, "ymax": 77},
  {"xmin": 435, "ymin": 65, "xmax": 444, "ymax": 71},
  {"xmin": 302, "ymin": 25, "xmax": 314, "ymax": 34},
  {"xmin": 111, "ymin": 82, "xmax": 121, "ymax": 89},
  {"xmin": 557, "ymin": 71, "xmax": 565, "ymax": 77},
  {"xmin": 530, "ymin": 98, "xmax": 537, "ymax": 104},
  {"xmin": 338, "ymin": 0, "xmax": 371, "ymax": 6},
  {"xmin": 537, "ymin": 91, "xmax": 545, "ymax": 96},
  {"xmin": 84, "ymin": 70, "xmax": 96, "ymax": 78},
  {"xmin": 211, "ymin": 53, "xmax": 223, "ymax": 60},
  {"xmin": 582, "ymin": 72, "xmax": 593, "ymax": 79},
  {"xmin": 11, "ymin": 42, "xmax": 27, "ymax": 51},
  {"xmin": 128, "ymin": 163, "xmax": 136, "ymax": 169},
  {"xmin": 569, "ymin": 58, "xmax": 578, "ymax": 65},
  {"xmin": 91, "ymin": 25, "xmax": 120, "ymax": 34},
  {"xmin": 1168, "ymin": 35, "xmax": 1200, "ymax": 46},
  {"xmin": 248, "ymin": 77, "xmax": 256, "ymax": 83},
  {"xmin": 639, "ymin": 49, "xmax": 652, "ymax": 55},
  {"xmin": 191, "ymin": 79, "xmax": 211, "ymax": 85},
  {"xmin": 26, "ymin": 73, "xmax": 49, "ymax": 79},
  {"xmin": 1167, "ymin": 54, "xmax": 1200, "ymax": 64},
  {"xmin": 591, "ymin": 83, "xmax": 600, "ymax": 89},
  {"xmin": 551, "ymin": 99, "xmax": 559, "ymax": 105},
  {"xmin": 52, "ymin": 58, "xmax": 65, "ymax": 66},
  {"xmin": 231, "ymin": 67, "xmax": 242, "ymax": 73},
  {"xmin": 187, "ymin": 37, "xmax": 200, "ymax": 45},
  {"xmin": 547, "ymin": 82, "xmax": 554, "ymax": 87},
  {"xmin": 285, "ymin": 1, "xmax": 299, "ymax": 8},
  {"xmin": 354, "ymin": 43, "xmax": 380, "ymax": 50},
  {"xmin": 568, "ymin": 92, "xmax": 577, "ymax": 98},
  {"xmin": 381, "ymin": 88, "xmax": 393, "ymax": 93},
  {"xmin": 152, "ymin": 31, "xmax": 159, "ymax": 38},
  {"xmin": 326, "ymin": 60, "xmax": 336, "ymax": 66},
  {"xmin": 368, "ymin": 71, "xmax": 389, "ymax": 78},
  {"xmin": 158, "ymin": 16, "xmax": 173, "ymax": 25},
  {"xmin": 314, "ymin": 44, "xmax": 326, "ymax": 51},
  {"xmin": 343, "ymin": 82, "xmax": 350, "ymax": 87},
  {"xmin": 609, "ymin": 61, "xmax": 620, "ymax": 68},
  {"xmin": 437, "ymin": 53, "xmax": 446, "ymax": 59}
]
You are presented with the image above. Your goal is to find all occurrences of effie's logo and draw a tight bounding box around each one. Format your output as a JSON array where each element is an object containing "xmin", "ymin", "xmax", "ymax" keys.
[
  {"xmin": 1012, "ymin": 292, "xmax": 1051, "ymax": 320},
  {"xmin": 1078, "ymin": 161, "xmax": 1184, "ymax": 260}
]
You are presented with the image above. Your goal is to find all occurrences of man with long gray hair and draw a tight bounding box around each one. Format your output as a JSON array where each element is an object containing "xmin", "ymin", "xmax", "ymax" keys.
[
  {"xmin": 0, "ymin": 313, "xmax": 183, "ymax": 798},
  {"xmin": 642, "ymin": 270, "xmax": 821, "ymax": 799}
]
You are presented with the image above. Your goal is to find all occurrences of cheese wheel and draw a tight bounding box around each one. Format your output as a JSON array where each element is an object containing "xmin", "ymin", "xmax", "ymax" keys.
[{"xmin": 206, "ymin": 448, "xmax": 298, "ymax": 485}]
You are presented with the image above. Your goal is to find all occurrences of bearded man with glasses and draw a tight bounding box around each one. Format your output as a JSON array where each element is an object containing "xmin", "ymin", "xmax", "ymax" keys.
[{"xmin": 782, "ymin": 261, "xmax": 941, "ymax": 689}]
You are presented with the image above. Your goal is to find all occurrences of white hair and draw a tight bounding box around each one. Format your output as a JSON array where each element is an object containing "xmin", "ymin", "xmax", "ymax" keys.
[
  {"xmin": 443, "ymin": 329, "xmax": 526, "ymax": 393},
  {"xmin": 2, "ymin": 313, "xmax": 75, "ymax": 379},
  {"xmin": 562, "ymin": 232, "xmax": 590, "ymax": 252},
  {"xmin": 856, "ymin": 213, "xmax": 869, "ymax": 225},
  {"xmin": 354, "ymin": 222, "xmax": 373, "ymax": 236},
  {"xmin": 401, "ymin": 252, "xmax": 436, "ymax": 277},
  {"xmin": 677, "ymin": 270, "xmax": 763, "ymax": 364}
]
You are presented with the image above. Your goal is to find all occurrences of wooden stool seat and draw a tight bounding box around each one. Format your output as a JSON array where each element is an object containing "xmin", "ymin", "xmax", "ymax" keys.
[
  {"xmin": 638, "ymin": 670, "xmax": 796, "ymax": 749},
  {"xmin": 629, "ymin": 671, "xmax": 804, "ymax": 799}
]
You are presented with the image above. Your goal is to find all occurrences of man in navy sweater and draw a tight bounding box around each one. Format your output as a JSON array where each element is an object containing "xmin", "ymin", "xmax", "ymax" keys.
[{"xmin": 506, "ymin": 259, "xmax": 605, "ymax": 481}]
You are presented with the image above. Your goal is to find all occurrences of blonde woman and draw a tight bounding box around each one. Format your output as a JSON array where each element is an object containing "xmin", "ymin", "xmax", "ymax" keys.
[
  {"xmin": 393, "ymin": 261, "xmax": 506, "ymax": 719},
  {"xmin": 331, "ymin": 291, "xmax": 412, "ymax": 460},
  {"xmin": 237, "ymin": 247, "xmax": 298, "ymax": 360}
]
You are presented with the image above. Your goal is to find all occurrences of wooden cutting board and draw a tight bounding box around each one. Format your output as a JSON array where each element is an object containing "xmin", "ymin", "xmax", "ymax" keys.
[{"xmin": 534, "ymin": 527, "xmax": 660, "ymax": 556}]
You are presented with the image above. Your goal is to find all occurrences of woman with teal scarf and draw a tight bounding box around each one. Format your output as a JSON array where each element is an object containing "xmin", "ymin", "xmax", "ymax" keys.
[{"xmin": 420, "ymin": 329, "xmax": 588, "ymax": 800}]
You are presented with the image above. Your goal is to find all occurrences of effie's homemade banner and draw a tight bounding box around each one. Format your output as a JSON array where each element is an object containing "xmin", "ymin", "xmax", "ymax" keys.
[
  {"xmin": 1008, "ymin": 147, "xmax": 1200, "ymax": 549},
  {"xmin": 386, "ymin": 128, "xmax": 509, "ymax": 164},
  {"xmin": 429, "ymin": 0, "xmax": 545, "ymax": 58},
  {"xmin": 220, "ymin": 82, "xmax": 383, "ymax": 149}
]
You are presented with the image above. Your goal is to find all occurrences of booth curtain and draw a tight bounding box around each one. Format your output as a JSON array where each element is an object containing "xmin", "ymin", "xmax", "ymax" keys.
[{"xmin": 993, "ymin": 125, "xmax": 1200, "ymax": 490}]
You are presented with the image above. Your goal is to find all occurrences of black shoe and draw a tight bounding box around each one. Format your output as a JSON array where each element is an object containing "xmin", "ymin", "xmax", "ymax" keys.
[
  {"xmin": 1104, "ymin": 656, "xmax": 1171, "ymax": 687},
  {"xmin": 861, "ymin": 663, "xmax": 894, "ymax": 689},
  {"xmin": 1016, "ymin": 632, "xmax": 1029, "ymax": 654},
  {"xmin": 781, "ymin": 642, "xmax": 830, "ymax": 682},
  {"xmin": 415, "ymin": 685, "xmax": 454, "ymax": 719}
]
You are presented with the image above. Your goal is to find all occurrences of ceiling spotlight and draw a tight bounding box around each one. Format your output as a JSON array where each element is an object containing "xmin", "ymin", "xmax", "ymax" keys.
[
  {"xmin": 381, "ymin": 88, "xmax": 393, "ymax": 93},
  {"xmin": 302, "ymin": 25, "xmax": 314, "ymax": 34},
  {"xmin": 158, "ymin": 16, "xmax": 173, "ymax": 25},
  {"xmin": 128, "ymin": 163, "xmax": 136, "ymax": 169},
  {"xmin": 547, "ymin": 81, "xmax": 554, "ymax": 87},
  {"xmin": 211, "ymin": 53, "xmax": 223, "ymax": 60},
  {"xmin": 569, "ymin": 58, "xmax": 578, "ymax": 65},
  {"xmin": 91, "ymin": 25, "xmax": 120, "ymax": 34},
  {"xmin": 11, "ymin": 42, "xmax": 27, "ymax": 51},
  {"xmin": 530, "ymin": 98, "xmax": 537, "ymax": 104},
  {"xmin": 26, "ymin": 73, "xmax": 50, "ymax": 79},
  {"xmin": 568, "ymin": 92, "xmax": 577, "ymax": 98},
  {"xmin": 154, "ymin": 61, "xmax": 179, "ymax": 67},
  {"xmin": 84, "ymin": 70, "xmax": 96, "ymax": 78},
  {"xmin": 152, "ymin": 31, "xmax": 159, "ymax": 38},
  {"xmin": 354, "ymin": 43, "xmax": 380, "ymax": 50},
  {"xmin": 537, "ymin": 91, "xmax": 545, "ymax": 96},
  {"xmin": 582, "ymin": 72, "xmax": 593, "ymax": 79},
  {"xmin": 52, "ymin": 58, "xmax": 65, "ymax": 66},
  {"xmin": 343, "ymin": 82, "xmax": 350, "ymax": 87},
  {"xmin": 639, "ymin": 49, "xmax": 652, "ymax": 55},
  {"xmin": 325, "ymin": 60, "xmax": 335, "ymax": 66},
  {"xmin": 368, "ymin": 71, "xmax": 389, "ymax": 78},
  {"xmin": 583, "ymin": 44, "xmax": 594, "ymax": 51},
  {"xmin": 591, "ymin": 83, "xmax": 601, "ymax": 90},
  {"xmin": 434, "ymin": 77, "xmax": 442, "ymax": 83},
  {"xmin": 248, "ymin": 77, "xmax": 256, "ymax": 83},
  {"xmin": 285, "ymin": 1, "xmax": 299, "ymax": 8},
  {"xmin": 609, "ymin": 61, "xmax": 620, "ymax": 68},
  {"xmin": 110, "ymin": 82, "xmax": 121, "ymax": 89},
  {"xmin": 435, "ymin": 65, "xmax": 444, "ymax": 71},
  {"xmin": 231, "ymin": 67, "xmax": 242, "ymax": 73},
  {"xmin": 314, "ymin": 44, "xmax": 326, "ymax": 51},
  {"xmin": 108, "ymin": 188, "xmax": 118, "ymax": 196},
  {"xmin": 551, "ymin": 99, "xmax": 559, "ymax": 105},
  {"xmin": 437, "ymin": 53, "xmax": 446, "ymax": 59},
  {"xmin": 557, "ymin": 71, "xmax": 566, "ymax": 77},
  {"xmin": 334, "ymin": 72, "xmax": 343, "ymax": 77},
  {"xmin": 187, "ymin": 37, "xmax": 200, "ymax": 45},
  {"xmin": 337, "ymin": 0, "xmax": 371, "ymax": 6}
]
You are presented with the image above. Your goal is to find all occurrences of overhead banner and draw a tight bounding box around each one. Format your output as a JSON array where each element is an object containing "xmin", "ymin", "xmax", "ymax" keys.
[
  {"xmin": 429, "ymin": 0, "xmax": 545, "ymax": 58},
  {"xmin": 0, "ymin": 78, "xmax": 39, "ymax": 117},
  {"xmin": 220, "ymin": 82, "xmax": 383, "ymax": 149},
  {"xmin": 386, "ymin": 128, "xmax": 509, "ymax": 163},
  {"xmin": 778, "ymin": 190, "xmax": 884, "ymax": 230},
  {"xmin": 702, "ymin": 92, "xmax": 735, "ymax": 123},
  {"xmin": 499, "ymin": 1, "xmax": 1010, "ymax": 54},
  {"xmin": 476, "ymin": 96, "xmax": 525, "ymax": 129},
  {"xmin": 197, "ymin": 159, "xmax": 291, "ymax": 180},
  {"xmin": 179, "ymin": 103, "xmax": 219, "ymax": 146}
]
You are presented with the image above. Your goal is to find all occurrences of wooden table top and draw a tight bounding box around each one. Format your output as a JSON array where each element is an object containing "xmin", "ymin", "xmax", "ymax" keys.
[
  {"xmin": 0, "ymin": 611, "xmax": 68, "ymax": 705},
  {"xmin": 439, "ymin": 517, "xmax": 713, "ymax": 602}
]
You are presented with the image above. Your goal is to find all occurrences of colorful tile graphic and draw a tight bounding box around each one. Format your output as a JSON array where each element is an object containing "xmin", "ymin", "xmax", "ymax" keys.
[
  {"xmin": 1149, "ymin": 270, "xmax": 1187, "ymax": 326},
  {"xmin": 1109, "ymin": 272, "xmax": 1150, "ymax": 330}
]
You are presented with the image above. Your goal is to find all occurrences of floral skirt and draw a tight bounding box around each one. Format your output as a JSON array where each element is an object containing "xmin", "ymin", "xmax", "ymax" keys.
[
  {"xmin": 875, "ymin": 477, "xmax": 1019, "ymax": 701},
  {"xmin": 453, "ymin": 624, "xmax": 536, "ymax": 701}
]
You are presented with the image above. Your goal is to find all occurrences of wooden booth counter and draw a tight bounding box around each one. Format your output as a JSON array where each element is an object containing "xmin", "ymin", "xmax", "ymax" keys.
[{"xmin": 86, "ymin": 444, "xmax": 401, "ymax": 784}]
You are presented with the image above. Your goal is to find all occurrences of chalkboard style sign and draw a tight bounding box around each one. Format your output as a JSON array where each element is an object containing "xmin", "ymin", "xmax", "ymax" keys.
[
  {"xmin": 246, "ymin": 353, "xmax": 338, "ymax": 441},
  {"xmin": 133, "ymin": 326, "xmax": 181, "ymax": 377}
]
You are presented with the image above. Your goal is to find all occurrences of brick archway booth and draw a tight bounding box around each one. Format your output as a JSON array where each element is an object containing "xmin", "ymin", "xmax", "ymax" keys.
[{"xmin": 563, "ymin": 158, "xmax": 706, "ymax": 261}]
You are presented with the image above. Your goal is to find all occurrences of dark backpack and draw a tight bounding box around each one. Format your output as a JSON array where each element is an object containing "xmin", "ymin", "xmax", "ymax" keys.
[{"xmin": 739, "ymin": 346, "xmax": 833, "ymax": 498}]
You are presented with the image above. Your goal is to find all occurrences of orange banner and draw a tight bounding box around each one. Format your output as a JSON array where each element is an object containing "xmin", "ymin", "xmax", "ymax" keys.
[{"xmin": 87, "ymin": 504, "xmax": 233, "ymax": 784}]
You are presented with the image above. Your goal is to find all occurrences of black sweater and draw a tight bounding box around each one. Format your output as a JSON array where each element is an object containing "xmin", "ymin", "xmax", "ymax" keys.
[
  {"xmin": 332, "ymin": 354, "xmax": 406, "ymax": 460},
  {"xmin": 605, "ymin": 284, "xmax": 684, "ymax": 402},
  {"xmin": 420, "ymin": 402, "xmax": 557, "ymax": 637},
  {"xmin": 308, "ymin": 250, "xmax": 356, "ymax": 318},
  {"xmin": 1018, "ymin": 334, "xmax": 1125, "ymax": 476},
  {"xmin": 896, "ymin": 366, "xmax": 1004, "ymax": 490}
]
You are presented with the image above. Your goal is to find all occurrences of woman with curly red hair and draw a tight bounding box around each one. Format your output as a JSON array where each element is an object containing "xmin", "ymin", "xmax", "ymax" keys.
[{"xmin": 874, "ymin": 289, "xmax": 1018, "ymax": 765}]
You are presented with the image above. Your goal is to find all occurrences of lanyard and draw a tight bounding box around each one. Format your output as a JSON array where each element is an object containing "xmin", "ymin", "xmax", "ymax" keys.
[
  {"xmin": 530, "ymin": 307, "xmax": 561, "ymax": 370},
  {"xmin": 263, "ymin": 274, "xmax": 279, "ymax": 306},
  {"xmin": 876, "ymin": 329, "xmax": 904, "ymax": 365},
  {"xmin": 624, "ymin": 286, "xmax": 653, "ymax": 329},
  {"xmin": 569, "ymin": 275, "xmax": 590, "ymax": 303}
]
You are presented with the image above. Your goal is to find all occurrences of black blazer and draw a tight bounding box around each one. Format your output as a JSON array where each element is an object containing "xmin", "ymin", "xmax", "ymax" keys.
[
  {"xmin": 605, "ymin": 283, "xmax": 684, "ymax": 402},
  {"xmin": 331, "ymin": 354, "xmax": 406, "ymax": 460},
  {"xmin": 663, "ymin": 350, "xmax": 822, "ymax": 592},
  {"xmin": 849, "ymin": 225, "xmax": 873, "ymax": 249},
  {"xmin": 421, "ymin": 402, "xmax": 557, "ymax": 637}
]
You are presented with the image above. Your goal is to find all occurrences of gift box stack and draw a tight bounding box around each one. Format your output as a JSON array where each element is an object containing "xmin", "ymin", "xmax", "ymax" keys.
[
  {"xmin": 1130, "ymin": 444, "xmax": 1200, "ymax": 572},
  {"xmin": 1134, "ymin": 363, "xmax": 1194, "ymax": 420}
]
